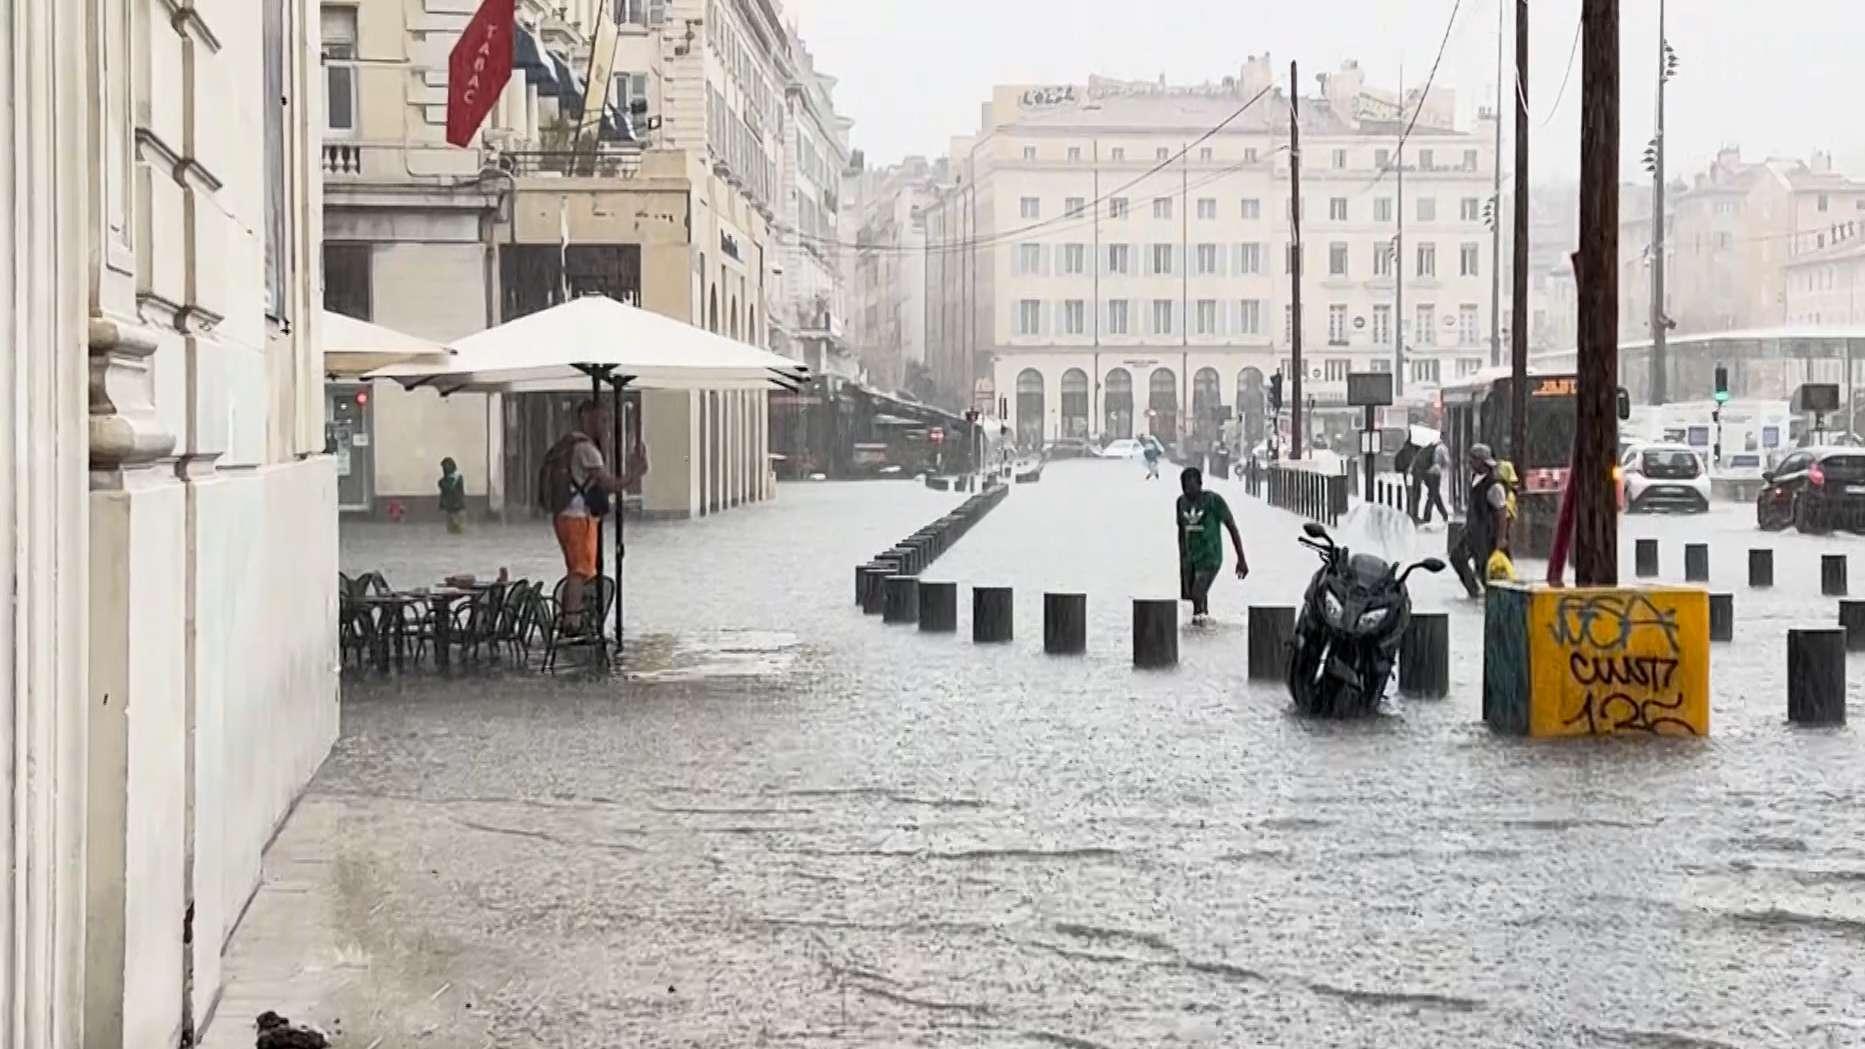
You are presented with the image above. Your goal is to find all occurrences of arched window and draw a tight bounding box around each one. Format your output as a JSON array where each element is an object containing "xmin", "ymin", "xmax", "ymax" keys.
[
  {"xmin": 1103, "ymin": 368, "xmax": 1133, "ymax": 440},
  {"xmin": 1059, "ymin": 368, "xmax": 1090, "ymax": 439},
  {"xmin": 1236, "ymin": 367, "xmax": 1267, "ymax": 446},
  {"xmin": 1015, "ymin": 368, "xmax": 1045, "ymax": 449},
  {"xmin": 1148, "ymin": 368, "xmax": 1179, "ymax": 444},
  {"xmin": 1192, "ymin": 367, "xmax": 1222, "ymax": 444}
]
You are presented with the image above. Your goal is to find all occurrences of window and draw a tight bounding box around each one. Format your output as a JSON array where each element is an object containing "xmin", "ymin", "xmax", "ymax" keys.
[
  {"xmin": 1200, "ymin": 147, "xmax": 1215, "ymax": 161},
  {"xmin": 1151, "ymin": 243, "xmax": 1174, "ymax": 275},
  {"xmin": 1417, "ymin": 197, "xmax": 1437, "ymax": 222},
  {"xmin": 1068, "ymin": 146, "xmax": 1082, "ymax": 162},
  {"xmin": 1066, "ymin": 196, "xmax": 1085, "ymax": 216},
  {"xmin": 1460, "ymin": 242, "xmax": 1480, "ymax": 276},
  {"xmin": 1325, "ymin": 357, "xmax": 1349, "ymax": 381},
  {"xmin": 1064, "ymin": 299, "xmax": 1086, "ymax": 335},
  {"xmin": 1463, "ymin": 148, "xmax": 1478, "ymax": 170},
  {"xmin": 1152, "ymin": 299, "xmax": 1175, "ymax": 335},
  {"xmin": 1109, "ymin": 197, "xmax": 1130, "ymax": 219},
  {"xmin": 1195, "ymin": 299, "xmax": 1219, "ymax": 335},
  {"xmin": 1238, "ymin": 299, "xmax": 1262, "ymax": 335},
  {"xmin": 1332, "ymin": 148, "xmax": 1348, "ymax": 170},
  {"xmin": 1236, "ymin": 242, "xmax": 1262, "ymax": 274},
  {"xmin": 1016, "ymin": 243, "xmax": 1042, "ymax": 275},
  {"xmin": 1154, "ymin": 197, "xmax": 1173, "ymax": 220},
  {"xmin": 1063, "ymin": 243, "xmax": 1086, "ymax": 275},
  {"xmin": 1459, "ymin": 304, "xmax": 1480, "ymax": 344},
  {"xmin": 1245, "ymin": 147, "xmax": 1259, "ymax": 163},
  {"xmin": 1329, "ymin": 197, "xmax": 1348, "ymax": 221},
  {"xmin": 619, "ymin": 0, "xmax": 668, "ymax": 23},
  {"xmin": 1107, "ymin": 243, "xmax": 1131, "ymax": 274},
  {"xmin": 1328, "ymin": 304, "xmax": 1347, "ymax": 344},
  {"xmin": 321, "ymin": 5, "xmax": 358, "ymax": 133},
  {"xmin": 1417, "ymin": 242, "xmax": 1437, "ymax": 277},
  {"xmin": 1018, "ymin": 299, "xmax": 1043, "ymax": 335},
  {"xmin": 1329, "ymin": 242, "xmax": 1348, "ymax": 276},
  {"xmin": 1198, "ymin": 197, "xmax": 1217, "ymax": 220},
  {"xmin": 1108, "ymin": 299, "xmax": 1131, "ymax": 334},
  {"xmin": 1372, "ymin": 356, "xmax": 1392, "ymax": 372},
  {"xmin": 1375, "ymin": 148, "xmax": 1390, "ymax": 170},
  {"xmin": 1372, "ymin": 304, "xmax": 1391, "ymax": 344},
  {"xmin": 1196, "ymin": 243, "xmax": 1220, "ymax": 275},
  {"xmin": 1373, "ymin": 241, "xmax": 1393, "ymax": 277},
  {"xmin": 1412, "ymin": 358, "xmax": 1441, "ymax": 383},
  {"xmin": 1819, "ymin": 193, "xmax": 1831, "ymax": 212},
  {"xmin": 1111, "ymin": 147, "xmax": 1126, "ymax": 161},
  {"xmin": 1018, "ymin": 197, "xmax": 1041, "ymax": 220},
  {"xmin": 1458, "ymin": 357, "xmax": 1484, "ymax": 377},
  {"xmin": 263, "ymin": 0, "xmax": 289, "ymax": 318},
  {"xmin": 1416, "ymin": 304, "xmax": 1437, "ymax": 345},
  {"xmin": 1419, "ymin": 148, "xmax": 1435, "ymax": 170},
  {"xmin": 1374, "ymin": 197, "xmax": 1393, "ymax": 223},
  {"xmin": 1286, "ymin": 243, "xmax": 1301, "ymax": 275},
  {"xmin": 1023, "ymin": 146, "xmax": 1037, "ymax": 161},
  {"xmin": 1461, "ymin": 197, "xmax": 1481, "ymax": 222},
  {"xmin": 1156, "ymin": 147, "xmax": 1171, "ymax": 160},
  {"xmin": 1242, "ymin": 198, "xmax": 1262, "ymax": 220}
]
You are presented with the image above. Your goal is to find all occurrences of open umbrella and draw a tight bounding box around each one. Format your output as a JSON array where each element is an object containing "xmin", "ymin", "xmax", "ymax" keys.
[{"xmin": 320, "ymin": 309, "xmax": 453, "ymax": 378}]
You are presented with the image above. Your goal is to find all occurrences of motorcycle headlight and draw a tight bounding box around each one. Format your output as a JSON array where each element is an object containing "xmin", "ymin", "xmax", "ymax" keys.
[
  {"xmin": 1355, "ymin": 607, "xmax": 1390, "ymax": 631},
  {"xmin": 1322, "ymin": 591, "xmax": 1346, "ymax": 626}
]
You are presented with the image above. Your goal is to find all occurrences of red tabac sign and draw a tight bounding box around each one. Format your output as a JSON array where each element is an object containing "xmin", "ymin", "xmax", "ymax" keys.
[{"xmin": 445, "ymin": 0, "xmax": 515, "ymax": 147}]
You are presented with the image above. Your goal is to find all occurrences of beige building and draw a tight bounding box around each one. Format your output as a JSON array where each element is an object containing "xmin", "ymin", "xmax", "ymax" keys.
[
  {"xmin": 845, "ymin": 158, "xmax": 950, "ymax": 400},
  {"xmin": 325, "ymin": 0, "xmax": 788, "ymax": 520},
  {"xmin": 926, "ymin": 57, "xmax": 1501, "ymax": 451},
  {"xmin": 775, "ymin": 33, "xmax": 857, "ymax": 379},
  {"xmin": 4, "ymin": 0, "xmax": 338, "ymax": 1046}
]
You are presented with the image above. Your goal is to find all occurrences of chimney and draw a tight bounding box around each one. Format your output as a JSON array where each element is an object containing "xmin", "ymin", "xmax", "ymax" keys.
[
  {"xmin": 1240, "ymin": 53, "xmax": 1273, "ymax": 98},
  {"xmin": 1812, "ymin": 150, "xmax": 1833, "ymax": 173}
]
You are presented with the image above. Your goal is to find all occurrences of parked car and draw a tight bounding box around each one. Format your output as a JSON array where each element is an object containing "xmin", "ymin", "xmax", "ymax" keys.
[
  {"xmin": 1618, "ymin": 443, "xmax": 1710, "ymax": 514},
  {"xmin": 1044, "ymin": 438, "xmax": 1094, "ymax": 461},
  {"xmin": 1097, "ymin": 438, "xmax": 1144, "ymax": 460},
  {"xmin": 1757, "ymin": 447, "xmax": 1865, "ymax": 533}
]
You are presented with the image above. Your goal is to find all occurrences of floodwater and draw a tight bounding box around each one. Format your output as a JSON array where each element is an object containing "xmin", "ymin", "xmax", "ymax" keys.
[{"xmin": 235, "ymin": 463, "xmax": 1865, "ymax": 1048}]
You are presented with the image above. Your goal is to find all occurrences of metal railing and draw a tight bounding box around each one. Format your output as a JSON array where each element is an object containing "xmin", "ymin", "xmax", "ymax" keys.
[
  {"xmin": 1260, "ymin": 461, "xmax": 1350, "ymax": 526},
  {"xmin": 498, "ymin": 149, "xmax": 643, "ymax": 179}
]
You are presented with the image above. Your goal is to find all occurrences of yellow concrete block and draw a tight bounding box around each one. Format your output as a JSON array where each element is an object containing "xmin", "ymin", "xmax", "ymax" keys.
[{"xmin": 1482, "ymin": 583, "xmax": 1710, "ymax": 738}]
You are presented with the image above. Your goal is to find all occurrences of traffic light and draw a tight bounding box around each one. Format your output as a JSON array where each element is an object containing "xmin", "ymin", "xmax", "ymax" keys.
[
  {"xmin": 1713, "ymin": 364, "xmax": 1730, "ymax": 404},
  {"xmin": 1268, "ymin": 371, "xmax": 1284, "ymax": 414}
]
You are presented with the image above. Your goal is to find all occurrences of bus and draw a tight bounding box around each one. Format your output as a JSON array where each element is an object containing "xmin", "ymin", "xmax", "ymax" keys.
[{"xmin": 1439, "ymin": 368, "xmax": 1581, "ymax": 556}]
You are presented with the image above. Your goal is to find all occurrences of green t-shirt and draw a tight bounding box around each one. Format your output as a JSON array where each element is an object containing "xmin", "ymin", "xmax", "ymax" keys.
[{"xmin": 1177, "ymin": 490, "xmax": 1232, "ymax": 571}]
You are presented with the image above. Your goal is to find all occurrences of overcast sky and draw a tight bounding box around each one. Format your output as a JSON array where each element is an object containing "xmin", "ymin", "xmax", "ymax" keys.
[{"xmin": 783, "ymin": 0, "xmax": 1865, "ymax": 183}]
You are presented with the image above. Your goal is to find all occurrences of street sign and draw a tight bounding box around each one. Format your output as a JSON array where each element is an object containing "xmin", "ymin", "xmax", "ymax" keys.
[{"xmin": 1346, "ymin": 372, "xmax": 1394, "ymax": 407}]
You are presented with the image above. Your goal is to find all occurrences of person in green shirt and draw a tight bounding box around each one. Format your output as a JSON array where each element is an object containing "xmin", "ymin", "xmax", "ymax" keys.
[
  {"xmin": 437, "ymin": 457, "xmax": 467, "ymax": 534},
  {"xmin": 1176, "ymin": 466, "xmax": 1249, "ymax": 623}
]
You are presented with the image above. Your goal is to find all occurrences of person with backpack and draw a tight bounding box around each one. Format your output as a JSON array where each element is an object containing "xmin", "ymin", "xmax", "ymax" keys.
[
  {"xmin": 437, "ymin": 457, "xmax": 467, "ymax": 534},
  {"xmin": 538, "ymin": 400, "xmax": 647, "ymax": 633}
]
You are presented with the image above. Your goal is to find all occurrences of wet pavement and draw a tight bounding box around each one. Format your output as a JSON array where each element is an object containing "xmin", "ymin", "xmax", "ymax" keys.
[{"xmin": 209, "ymin": 464, "xmax": 1865, "ymax": 1049}]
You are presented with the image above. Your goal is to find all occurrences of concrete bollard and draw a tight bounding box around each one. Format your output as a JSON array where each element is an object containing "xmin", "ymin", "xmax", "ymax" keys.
[
  {"xmin": 1840, "ymin": 600, "xmax": 1865, "ymax": 651},
  {"xmin": 882, "ymin": 575, "xmax": 919, "ymax": 624},
  {"xmin": 1398, "ymin": 612, "xmax": 1450, "ymax": 698},
  {"xmin": 1634, "ymin": 538, "xmax": 1659, "ymax": 578},
  {"xmin": 1044, "ymin": 593, "xmax": 1087, "ymax": 655},
  {"xmin": 1787, "ymin": 628, "xmax": 1847, "ymax": 725},
  {"xmin": 1248, "ymin": 606, "xmax": 1295, "ymax": 680},
  {"xmin": 1824, "ymin": 555, "xmax": 1849, "ymax": 596},
  {"xmin": 1709, "ymin": 593, "xmax": 1734, "ymax": 643},
  {"xmin": 860, "ymin": 566, "xmax": 890, "ymax": 615},
  {"xmin": 1684, "ymin": 543, "xmax": 1709, "ymax": 583},
  {"xmin": 972, "ymin": 587, "xmax": 1013, "ymax": 643},
  {"xmin": 1132, "ymin": 600, "xmax": 1178, "ymax": 668},
  {"xmin": 917, "ymin": 581, "xmax": 958, "ymax": 633},
  {"xmin": 1749, "ymin": 549, "xmax": 1774, "ymax": 588},
  {"xmin": 855, "ymin": 564, "xmax": 869, "ymax": 606}
]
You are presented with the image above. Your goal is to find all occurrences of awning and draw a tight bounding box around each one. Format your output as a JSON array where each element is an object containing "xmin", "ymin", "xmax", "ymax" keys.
[
  {"xmin": 872, "ymin": 414, "xmax": 921, "ymax": 427},
  {"xmin": 514, "ymin": 28, "xmax": 559, "ymax": 90},
  {"xmin": 547, "ymin": 50, "xmax": 585, "ymax": 109},
  {"xmin": 320, "ymin": 309, "xmax": 453, "ymax": 378}
]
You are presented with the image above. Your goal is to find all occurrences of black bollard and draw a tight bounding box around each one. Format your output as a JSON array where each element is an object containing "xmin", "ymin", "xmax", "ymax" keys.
[
  {"xmin": 973, "ymin": 587, "xmax": 1013, "ymax": 643},
  {"xmin": 1787, "ymin": 628, "xmax": 1847, "ymax": 725},
  {"xmin": 1824, "ymin": 555, "xmax": 1849, "ymax": 596},
  {"xmin": 1840, "ymin": 600, "xmax": 1865, "ymax": 651},
  {"xmin": 1398, "ymin": 612, "xmax": 1450, "ymax": 698},
  {"xmin": 1684, "ymin": 543, "xmax": 1709, "ymax": 583},
  {"xmin": 1044, "ymin": 593, "xmax": 1087, "ymax": 655},
  {"xmin": 917, "ymin": 581, "xmax": 958, "ymax": 633},
  {"xmin": 855, "ymin": 564, "xmax": 868, "ymax": 605},
  {"xmin": 1634, "ymin": 538, "xmax": 1659, "ymax": 578},
  {"xmin": 1132, "ymin": 600, "xmax": 1178, "ymax": 668},
  {"xmin": 1248, "ymin": 606, "xmax": 1295, "ymax": 680},
  {"xmin": 1749, "ymin": 549, "xmax": 1774, "ymax": 588},
  {"xmin": 1709, "ymin": 593, "xmax": 1734, "ymax": 643},
  {"xmin": 882, "ymin": 575, "xmax": 919, "ymax": 624},
  {"xmin": 860, "ymin": 565, "xmax": 891, "ymax": 615}
]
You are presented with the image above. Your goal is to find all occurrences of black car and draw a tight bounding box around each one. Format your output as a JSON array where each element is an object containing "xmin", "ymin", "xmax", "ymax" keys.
[
  {"xmin": 1043, "ymin": 438, "xmax": 1094, "ymax": 461},
  {"xmin": 1756, "ymin": 447, "xmax": 1865, "ymax": 533}
]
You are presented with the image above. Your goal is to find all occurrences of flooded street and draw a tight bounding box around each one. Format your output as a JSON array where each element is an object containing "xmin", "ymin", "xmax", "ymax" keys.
[{"xmin": 218, "ymin": 464, "xmax": 1865, "ymax": 1049}]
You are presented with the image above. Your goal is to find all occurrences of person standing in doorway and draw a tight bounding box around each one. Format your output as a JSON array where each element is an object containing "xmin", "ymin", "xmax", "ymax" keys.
[
  {"xmin": 538, "ymin": 400, "xmax": 647, "ymax": 634},
  {"xmin": 1177, "ymin": 467, "xmax": 1249, "ymax": 623},
  {"xmin": 437, "ymin": 457, "xmax": 467, "ymax": 534}
]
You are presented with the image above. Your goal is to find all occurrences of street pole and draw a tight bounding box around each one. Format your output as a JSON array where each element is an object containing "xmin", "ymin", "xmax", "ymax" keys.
[
  {"xmin": 1289, "ymin": 60, "xmax": 1305, "ymax": 459},
  {"xmin": 1511, "ymin": 0, "xmax": 1530, "ymax": 475},
  {"xmin": 1394, "ymin": 64, "xmax": 1406, "ymax": 399},
  {"xmin": 1491, "ymin": 0, "xmax": 1505, "ymax": 368},
  {"xmin": 1649, "ymin": 0, "xmax": 1669, "ymax": 406},
  {"xmin": 1093, "ymin": 139, "xmax": 1102, "ymax": 437},
  {"xmin": 1574, "ymin": 0, "xmax": 1620, "ymax": 587}
]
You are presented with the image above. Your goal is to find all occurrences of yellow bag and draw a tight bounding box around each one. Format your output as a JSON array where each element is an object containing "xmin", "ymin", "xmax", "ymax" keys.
[{"xmin": 1487, "ymin": 548, "xmax": 1517, "ymax": 581}]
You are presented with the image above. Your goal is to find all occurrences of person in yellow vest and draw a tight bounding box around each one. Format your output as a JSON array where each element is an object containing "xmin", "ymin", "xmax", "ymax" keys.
[{"xmin": 1486, "ymin": 460, "xmax": 1521, "ymax": 581}]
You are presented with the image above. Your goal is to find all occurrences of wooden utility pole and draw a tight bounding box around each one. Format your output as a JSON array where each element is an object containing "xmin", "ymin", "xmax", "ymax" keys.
[
  {"xmin": 1511, "ymin": 0, "xmax": 1529, "ymax": 477},
  {"xmin": 1289, "ymin": 60, "xmax": 1304, "ymax": 459},
  {"xmin": 1574, "ymin": 0, "xmax": 1620, "ymax": 586}
]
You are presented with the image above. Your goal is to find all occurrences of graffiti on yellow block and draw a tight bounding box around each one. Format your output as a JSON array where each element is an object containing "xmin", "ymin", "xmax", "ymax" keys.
[{"xmin": 1527, "ymin": 588, "xmax": 1709, "ymax": 738}]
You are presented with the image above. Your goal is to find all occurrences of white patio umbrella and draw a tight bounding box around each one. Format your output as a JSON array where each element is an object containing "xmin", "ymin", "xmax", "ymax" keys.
[
  {"xmin": 320, "ymin": 309, "xmax": 454, "ymax": 378},
  {"xmin": 366, "ymin": 295, "xmax": 810, "ymax": 662}
]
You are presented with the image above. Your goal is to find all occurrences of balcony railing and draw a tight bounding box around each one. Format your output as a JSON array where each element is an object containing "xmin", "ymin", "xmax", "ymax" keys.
[
  {"xmin": 322, "ymin": 142, "xmax": 364, "ymax": 176},
  {"xmin": 499, "ymin": 149, "xmax": 643, "ymax": 179}
]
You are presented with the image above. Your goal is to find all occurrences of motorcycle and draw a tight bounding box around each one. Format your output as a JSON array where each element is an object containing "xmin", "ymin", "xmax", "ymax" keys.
[{"xmin": 1287, "ymin": 522, "xmax": 1446, "ymax": 717}]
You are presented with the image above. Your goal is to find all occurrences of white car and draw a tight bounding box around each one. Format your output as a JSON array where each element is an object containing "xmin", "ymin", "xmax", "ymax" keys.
[
  {"xmin": 1098, "ymin": 438, "xmax": 1144, "ymax": 459},
  {"xmin": 1620, "ymin": 443, "xmax": 1711, "ymax": 513}
]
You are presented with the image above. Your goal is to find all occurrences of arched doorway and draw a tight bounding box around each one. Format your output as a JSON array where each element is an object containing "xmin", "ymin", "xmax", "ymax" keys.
[
  {"xmin": 1015, "ymin": 369, "xmax": 1045, "ymax": 450},
  {"xmin": 1237, "ymin": 367, "xmax": 1267, "ymax": 448},
  {"xmin": 730, "ymin": 296, "xmax": 740, "ymax": 341},
  {"xmin": 1148, "ymin": 368, "xmax": 1179, "ymax": 444},
  {"xmin": 1060, "ymin": 368, "xmax": 1090, "ymax": 439},
  {"xmin": 1192, "ymin": 367, "xmax": 1222, "ymax": 448},
  {"xmin": 708, "ymin": 287, "xmax": 719, "ymax": 334},
  {"xmin": 1103, "ymin": 368, "xmax": 1134, "ymax": 439}
]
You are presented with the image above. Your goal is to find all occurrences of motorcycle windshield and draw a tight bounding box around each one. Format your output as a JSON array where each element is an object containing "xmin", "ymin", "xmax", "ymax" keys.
[
  {"xmin": 1335, "ymin": 504, "xmax": 1418, "ymax": 566},
  {"xmin": 1346, "ymin": 553, "xmax": 1394, "ymax": 591}
]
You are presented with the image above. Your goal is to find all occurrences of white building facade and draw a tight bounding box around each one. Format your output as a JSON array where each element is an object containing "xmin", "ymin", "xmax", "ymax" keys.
[
  {"xmin": 846, "ymin": 159, "xmax": 948, "ymax": 399},
  {"xmin": 933, "ymin": 58, "xmax": 1500, "ymax": 452},
  {"xmin": 775, "ymin": 34, "xmax": 856, "ymax": 377}
]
